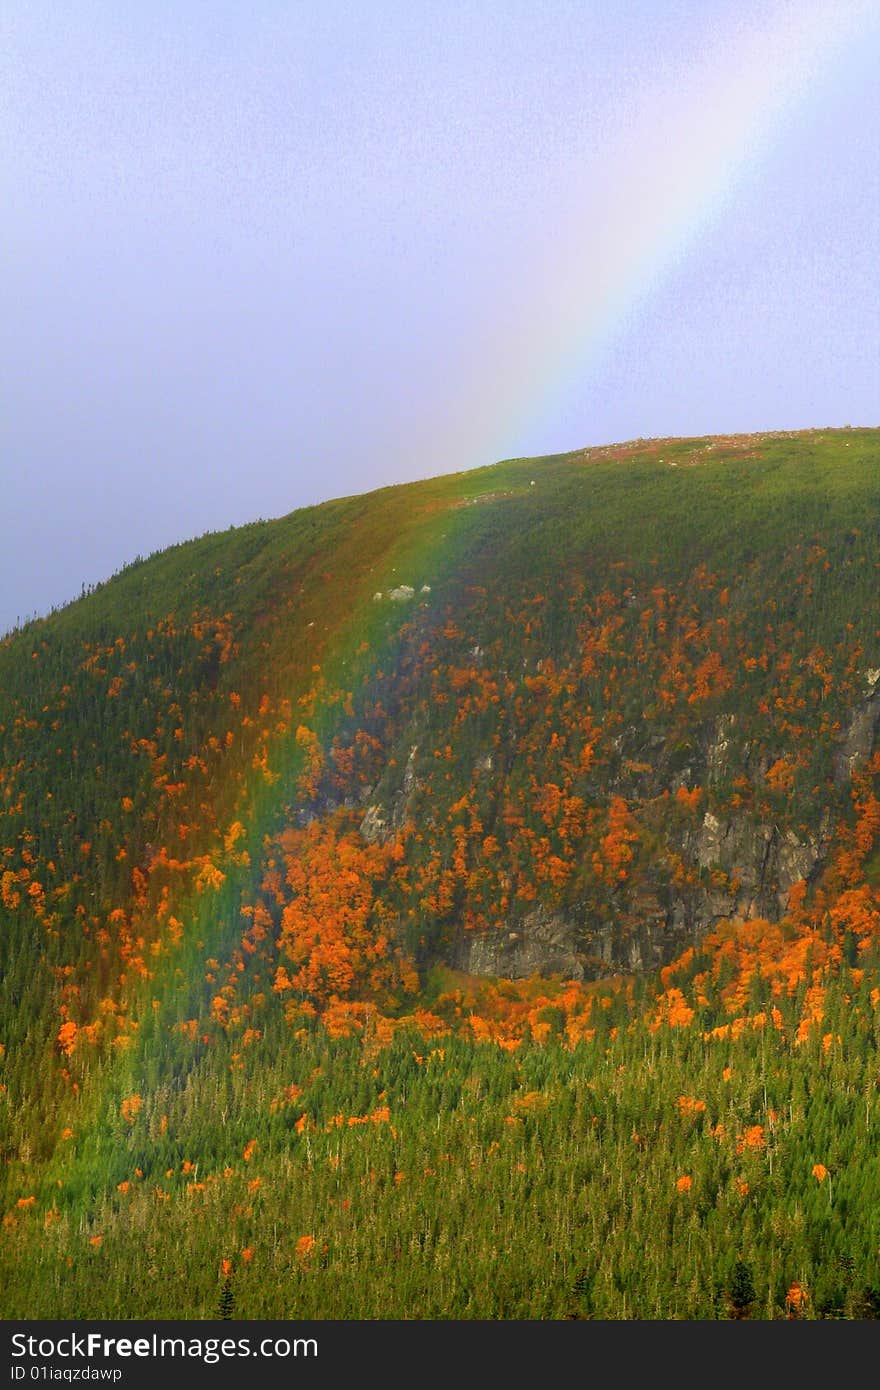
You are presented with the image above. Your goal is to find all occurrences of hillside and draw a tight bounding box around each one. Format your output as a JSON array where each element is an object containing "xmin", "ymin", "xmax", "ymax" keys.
[{"xmin": 1, "ymin": 427, "xmax": 879, "ymax": 1319}]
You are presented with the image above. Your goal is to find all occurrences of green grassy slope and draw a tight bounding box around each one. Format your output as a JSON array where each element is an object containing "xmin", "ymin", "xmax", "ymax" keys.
[{"xmin": 0, "ymin": 427, "xmax": 878, "ymax": 1318}]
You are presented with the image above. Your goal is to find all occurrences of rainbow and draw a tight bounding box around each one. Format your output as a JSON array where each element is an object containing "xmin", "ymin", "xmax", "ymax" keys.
[{"xmin": 441, "ymin": 0, "xmax": 877, "ymax": 467}]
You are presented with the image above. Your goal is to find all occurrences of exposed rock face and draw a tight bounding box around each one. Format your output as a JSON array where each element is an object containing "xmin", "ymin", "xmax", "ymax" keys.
[
  {"xmin": 687, "ymin": 810, "xmax": 831, "ymax": 919},
  {"xmin": 338, "ymin": 630, "xmax": 880, "ymax": 982},
  {"xmin": 359, "ymin": 803, "xmax": 389, "ymax": 842},
  {"xmin": 449, "ymin": 810, "xmax": 835, "ymax": 983},
  {"xmin": 360, "ymin": 745, "xmax": 421, "ymax": 844},
  {"xmin": 833, "ymin": 678, "xmax": 880, "ymax": 784},
  {"xmin": 358, "ymin": 678, "xmax": 877, "ymax": 981},
  {"xmin": 453, "ymin": 906, "xmax": 587, "ymax": 980},
  {"xmin": 448, "ymin": 686, "xmax": 878, "ymax": 982},
  {"xmin": 452, "ymin": 898, "xmax": 713, "ymax": 979}
]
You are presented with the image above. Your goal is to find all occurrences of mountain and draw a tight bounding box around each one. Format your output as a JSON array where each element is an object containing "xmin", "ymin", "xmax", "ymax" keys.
[{"xmin": 1, "ymin": 427, "xmax": 878, "ymax": 1319}]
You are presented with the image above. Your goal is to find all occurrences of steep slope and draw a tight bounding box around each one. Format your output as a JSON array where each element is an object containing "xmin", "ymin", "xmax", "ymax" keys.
[
  {"xmin": 2, "ymin": 426, "xmax": 878, "ymax": 1046},
  {"xmin": 1, "ymin": 427, "xmax": 879, "ymax": 1318}
]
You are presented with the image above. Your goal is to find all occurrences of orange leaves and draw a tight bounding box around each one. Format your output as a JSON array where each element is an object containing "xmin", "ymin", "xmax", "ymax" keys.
[
  {"xmin": 794, "ymin": 985, "xmax": 826, "ymax": 1045},
  {"xmin": 737, "ymin": 1125, "xmax": 766, "ymax": 1155},
  {"xmin": 401, "ymin": 1008, "xmax": 452, "ymax": 1041},
  {"xmin": 533, "ymin": 781, "xmax": 564, "ymax": 829},
  {"xmin": 665, "ymin": 912, "xmax": 849, "ymax": 1039},
  {"xmin": 650, "ymin": 988, "xmax": 695, "ymax": 1033},
  {"xmin": 270, "ymin": 811, "xmax": 415, "ymax": 1017},
  {"xmin": 686, "ymin": 650, "xmax": 732, "ymax": 705},
  {"xmin": 294, "ymin": 725, "xmax": 324, "ymax": 800},
  {"xmin": 659, "ymin": 948, "xmax": 695, "ymax": 991},
  {"xmin": 194, "ymin": 859, "xmax": 226, "ymax": 894},
  {"xmin": 223, "ymin": 820, "xmax": 246, "ymax": 854},
  {"xmin": 674, "ymin": 785, "xmax": 703, "ymax": 813},
  {"xmin": 320, "ymin": 1000, "xmax": 393, "ymax": 1045},
  {"xmin": 269, "ymin": 1083, "xmax": 303, "ymax": 1114},
  {"xmin": 210, "ymin": 995, "xmax": 230, "ymax": 1026},
  {"xmin": 832, "ymin": 763, "xmax": 880, "ymax": 887},
  {"xmin": 511, "ymin": 1090, "xmax": 549, "ymax": 1118},
  {"xmin": 0, "ymin": 870, "xmax": 21, "ymax": 911},
  {"xmin": 535, "ymin": 849, "xmax": 572, "ymax": 891},
  {"xmin": 131, "ymin": 866, "xmax": 148, "ymax": 909},
  {"xmin": 273, "ymin": 965, "xmax": 294, "ymax": 995},
  {"xmin": 243, "ymin": 1139, "xmax": 258, "ymax": 1163},
  {"xmin": 325, "ymin": 1104, "xmax": 392, "ymax": 1131},
  {"xmin": 812, "ymin": 1163, "xmax": 829, "ymax": 1183},
  {"xmin": 120, "ymin": 1094, "xmax": 142, "ymax": 1124},
  {"xmin": 765, "ymin": 757, "xmax": 797, "ymax": 794},
  {"xmin": 577, "ymin": 737, "xmax": 597, "ymax": 773},
  {"xmin": 785, "ymin": 1283, "xmax": 806, "ymax": 1314},
  {"xmin": 251, "ymin": 742, "xmax": 280, "ymax": 786},
  {"xmin": 676, "ymin": 1095, "xmax": 706, "ymax": 1118},
  {"xmin": 675, "ymin": 1175, "xmax": 692, "ymax": 1193},
  {"xmin": 828, "ymin": 886, "xmax": 880, "ymax": 951},
  {"xmin": 57, "ymin": 1021, "xmax": 78, "ymax": 1056},
  {"xmin": 593, "ymin": 796, "xmax": 638, "ymax": 882},
  {"xmin": 786, "ymin": 878, "xmax": 808, "ymax": 921},
  {"xmin": 295, "ymin": 1235, "xmax": 316, "ymax": 1264}
]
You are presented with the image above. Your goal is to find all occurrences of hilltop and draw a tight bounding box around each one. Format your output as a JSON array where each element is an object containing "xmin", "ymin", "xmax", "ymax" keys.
[{"xmin": 1, "ymin": 426, "xmax": 878, "ymax": 1318}]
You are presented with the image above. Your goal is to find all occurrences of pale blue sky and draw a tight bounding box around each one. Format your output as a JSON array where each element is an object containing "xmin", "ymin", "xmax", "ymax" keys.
[{"xmin": 2, "ymin": 1, "xmax": 878, "ymax": 635}]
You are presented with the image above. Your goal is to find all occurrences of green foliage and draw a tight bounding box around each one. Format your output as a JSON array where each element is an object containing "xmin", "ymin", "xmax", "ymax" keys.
[
  {"xmin": 1, "ymin": 981, "xmax": 879, "ymax": 1319},
  {"xmin": 729, "ymin": 1259, "xmax": 756, "ymax": 1318},
  {"xmin": 0, "ymin": 427, "xmax": 878, "ymax": 1319}
]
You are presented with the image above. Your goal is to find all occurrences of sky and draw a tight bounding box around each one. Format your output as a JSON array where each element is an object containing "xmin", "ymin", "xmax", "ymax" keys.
[{"xmin": 2, "ymin": 0, "xmax": 878, "ymax": 636}]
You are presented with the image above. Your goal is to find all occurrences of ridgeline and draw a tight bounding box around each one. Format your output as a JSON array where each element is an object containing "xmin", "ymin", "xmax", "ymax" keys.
[{"xmin": 1, "ymin": 427, "xmax": 878, "ymax": 1318}]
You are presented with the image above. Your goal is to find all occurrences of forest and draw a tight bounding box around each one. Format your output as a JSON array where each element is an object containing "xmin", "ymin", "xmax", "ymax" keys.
[{"xmin": 0, "ymin": 427, "xmax": 877, "ymax": 1319}]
